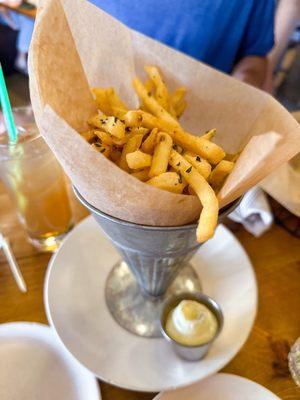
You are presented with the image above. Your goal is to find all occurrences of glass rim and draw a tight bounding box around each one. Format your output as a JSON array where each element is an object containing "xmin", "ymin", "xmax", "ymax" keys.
[{"xmin": 0, "ymin": 105, "xmax": 41, "ymax": 149}]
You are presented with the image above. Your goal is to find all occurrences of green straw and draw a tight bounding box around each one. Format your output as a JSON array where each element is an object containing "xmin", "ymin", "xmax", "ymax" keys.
[{"xmin": 0, "ymin": 63, "xmax": 18, "ymax": 144}]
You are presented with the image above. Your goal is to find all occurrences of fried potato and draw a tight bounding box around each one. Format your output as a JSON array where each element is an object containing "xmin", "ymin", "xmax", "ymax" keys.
[
  {"xmin": 172, "ymin": 144, "xmax": 184, "ymax": 154},
  {"xmin": 85, "ymin": 66, "xmax": 236, "ymax": 243},
  {"xmin": 92, "ymin": 87, "xmax": 128, "ymax": 118},
  {"xmin": 125, "ymin": 110, "xmax": 173, "ymax": 132},
  {"xmin": 89, "ymin": 114, "xmax": 126, "ymax": 139},
  {"xmin": 132, "ymin": 77, "xmax": 177, "ymax": 127},
  {"xmin": 126, "ymin": 150, "xmax": 152, "ymax": 169},
  {"xmin": 110, "ymin": 146, "xmax": 122, "ymax": 162},
  {"xmin": 209, "ymin": 160, "xmax": 235, "ymax": 190},
  {"xmin": 174, "ymin": 100, "xmax": 187, "ymax": 118},
  {"xmin": 144, "ymin": 79, "xmax": 154, "ymax": 95},
  {"xmin": 146, "ymin": 172, "xmax": 186, "ymax": 194},
  {"xmin": 94, "ymin": 130, "xmax": 114, "ymax": 145},
  {"xmin": 119, "ymin": 134, "xmax": 144, "ymax": 171},
  {"xmin": 169, "ymin": 149, "xmax": 219, "ymax": 242},
  {"xmin": 142, "ymin": 128, "xmax": 158, "ymax": 154},
  {"xmin": 183, "ymin": 152, "xmax": 211, "ymax": 179},
  {"xmin": 170, "ymin": 87, "xmax": 186, "ymax": 108},
  {"xmin": 201, "ymin": 129, "xmax": 216, "ymax": 141},
  {"xmin": 173, "ymin": 129, "xmax": 225, "ymax": 164},
  {"xmin": 91, "ymin": 88, "xmax": 112, "ymax": 115},
  {"xmin": 103, "ymin": 116, "xmax": 125, "ymax": 139},
  {"xmin": 145, "ymin": 65, "xmax": 170, "ymax": 111},
  {"xmin": 149, "ymin": 132, "xmax": 173, "ymax": 177},
  {"xmin": 131, "ymin": 126, "xmax": 149, "ymax": 136},
  {"xmin": 131, "ymin": 168, "xmax": 150, "ymax": 182},
  {"xmin": 224, "ymin": 153, "xmax": 240, "ymax": 162},
  {"xmin": 91, "ymin": 142, "xmax": 110, "ymax": 158},
  {"xmin": 80, "ymin": 130, "xmax": 96, "ymax": 143},
  {"xmin": 88, "ymin": 114, "xmax": 103, "ymax": 128},
  {"xmin": 112, "ymin": 127, "xmax": 148, "ymax": 147},
  {"xmin": 132, "ymin": 80, "xmax": 225, "ymax": 164},
  {"xmin": 106, "ymin": 88, "xmax": 128, "ymax": 118},
  {"xmin": 111, "ymin": 135, "xmax": 128, "ymax": 147},
  {"xmin": 170, "ymin": 87, "xmax": 187, "ymax": 118}
]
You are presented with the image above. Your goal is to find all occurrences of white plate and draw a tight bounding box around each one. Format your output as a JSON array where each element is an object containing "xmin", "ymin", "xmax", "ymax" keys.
[
  {"xmin": 0, "ymin": 322, "xmax": 100, "ymax": 400},
  {"xmin": 155, "ymin": 373, "xmax": 280, "ymax": 399},
  {"xmin": 44, "ymin": 216, "xmax": 257, "ymax": 392}
]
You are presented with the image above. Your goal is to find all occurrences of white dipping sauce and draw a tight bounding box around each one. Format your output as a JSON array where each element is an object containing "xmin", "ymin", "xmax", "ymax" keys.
[{"xmin": 165, "ymin": 300, "xmax": 218, "ymax": 346}]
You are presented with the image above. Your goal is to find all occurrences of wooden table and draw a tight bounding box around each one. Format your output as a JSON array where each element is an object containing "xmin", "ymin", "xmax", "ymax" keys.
[
  {"xmin": 0, "ymin": 2, "xmax": 36, "ymax": 19},
  {"xmin": 0, "ymin": 181, "xmax": 299, "ymax": 400}
]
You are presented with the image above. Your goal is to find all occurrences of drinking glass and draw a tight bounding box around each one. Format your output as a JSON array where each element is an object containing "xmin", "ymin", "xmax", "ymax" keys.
[{"xmin": 0, "ymin": 106, "xmax": 73, "ymax": 252}]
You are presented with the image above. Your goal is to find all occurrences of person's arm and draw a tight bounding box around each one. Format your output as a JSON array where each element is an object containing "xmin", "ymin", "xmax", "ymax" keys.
[
  {"xmin": 270, "ymin": 0, "xmax": 300, "ymax": 68},
  {"xmin": 232, "ymin": 56, "xmax": 268, "ymax": 88},
  {"xmin": 231, "ymin": 0, "xmax": 275, "ymax": 89},
  {"xmin": 264, "ymin": 0, "xmax": 300, "ymax": 92}
]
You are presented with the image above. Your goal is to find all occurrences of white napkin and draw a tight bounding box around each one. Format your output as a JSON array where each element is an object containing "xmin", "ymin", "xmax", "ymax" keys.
[{"xmin": 229, "ymin": 187, "xmax": 273, "ymax": 237}]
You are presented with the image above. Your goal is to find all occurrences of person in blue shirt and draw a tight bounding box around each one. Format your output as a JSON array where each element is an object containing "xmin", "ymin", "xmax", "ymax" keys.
[{"xmin": 89, "ymin": 0, "xmax": 275, "ymax": 88}]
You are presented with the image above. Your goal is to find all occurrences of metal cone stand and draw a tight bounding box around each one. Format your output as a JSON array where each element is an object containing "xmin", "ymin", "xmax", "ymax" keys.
[{"xmin": 74, "ymin": 187, "xmax": 239, "ymax": 338}]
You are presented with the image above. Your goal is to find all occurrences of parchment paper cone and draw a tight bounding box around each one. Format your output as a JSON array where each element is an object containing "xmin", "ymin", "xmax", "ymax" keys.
[{"xmin": 28, "ymin": 0, "xmax": 300, "ymax": 226}]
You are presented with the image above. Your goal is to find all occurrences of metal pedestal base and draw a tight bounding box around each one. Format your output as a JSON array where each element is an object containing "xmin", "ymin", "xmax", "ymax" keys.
[{"xmin": 105, "ymin": 261, "xmax": 201, "ymax": 338}]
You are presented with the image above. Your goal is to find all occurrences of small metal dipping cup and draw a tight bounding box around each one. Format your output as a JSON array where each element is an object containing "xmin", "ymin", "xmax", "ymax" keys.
[{"xmin": 160, "ymin": 292, "xmax": 223, "ymax": 361}]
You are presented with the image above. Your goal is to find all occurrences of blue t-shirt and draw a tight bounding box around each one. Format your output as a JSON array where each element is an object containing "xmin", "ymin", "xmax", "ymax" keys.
[{"xmin": 89, "ymin": 0, "xmax": 275, "ymax": 73}]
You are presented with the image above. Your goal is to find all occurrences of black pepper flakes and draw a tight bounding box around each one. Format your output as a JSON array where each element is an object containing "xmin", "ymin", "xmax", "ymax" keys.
[
  {"xmin": 186, "ymin": 166, "xmax": 192, "ymax": 173},
  {"xmin": 176, "ymin": 162, "xmax": 181, "ymax": 166},
  {"xmin": 178, "ymin": 173, "xmax": 182, "ymax": 184},
  {"xmin": 196, "ymin": 156, "xmax": 201, "ymax": 162},
  {"xmin": 100, "ymin": 148, "xmax": 106, "ymax": 153},
  {"xmin": 125, "ymin": 127, "xmax": 131, "ymax": 132}
]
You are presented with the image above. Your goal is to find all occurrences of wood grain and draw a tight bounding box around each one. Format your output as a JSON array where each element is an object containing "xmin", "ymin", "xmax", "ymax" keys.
[{"xmin": 0, "ymin": 181, "xmax": 299, "ymax": 399}]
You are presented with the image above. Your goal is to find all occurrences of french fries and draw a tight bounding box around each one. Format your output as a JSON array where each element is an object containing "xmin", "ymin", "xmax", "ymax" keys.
[
  {"xmin": 172, "ymin": 129, "xmax": 225, "ymax": 164},
  {"xmin": 132, "ymin": 79, "xmax": 225, "ymax": 164},
  {"xmin": 147, "ymin": 172, "xmax": 186, "ymax": 194},
  {"xmin": 201, "ymin": 129, "xmax": 216, "ymax": 141},
  {"xmin": 169, "ymin": 150, "xmax": 219, "ymax": 242},
  {"xmin": 119, "ymin": 134, "xmax": 144, "ymax": 171},
  {"xmin": 145, "ymin": 66, "xmax": 170, "ymax": 111},
  {"xmin": 170, "ymin": 87, "xmax": 187, "ymax": 118},
  {"xmin": 209, "ymin": 160, "xmax": 235, "ymax": 191},
  {"xmin": 92, "ymin": 87, "xmax": 128, "ymax": 118},
  {"xmin": 131, "ymin": 168, "xmax": 150, "ymax": 182},
  {"xmin": 142, "ymin": 128, "xmax": 158, "ymax": 154},
  {"xmin": 94, "ymin": 130, "xmax": 114, "ymax": 145},
  {"xmin": 149, "ymin": 132, "xmax": 173, "ymax": 177},
  {"xmin": 91, "ymin": 88, "xmax": 112, "ymax": 116},
  {"xmin": 126, "ymin": 150, "xmax": 152, "ymax": 169},
  {"xmin": 80, "ymin": 130, "xmax": 96, "ymax": 143},
  {"xmin": 88, "ymin": 115, "xmax": 125, "ymax": 139},
  {"xmin": 83, "ymin": 65, "xmax": 237, "ymax": 243},
  {"xmin": 91, "ymin": 142, "xmax": 110, "ymax": 158},
  {"xmin": 183, "ymin": 152, "xmax": 211, "ymax": 179}
]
